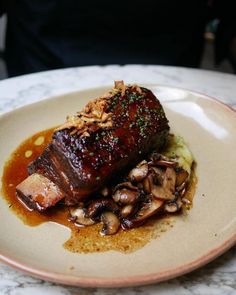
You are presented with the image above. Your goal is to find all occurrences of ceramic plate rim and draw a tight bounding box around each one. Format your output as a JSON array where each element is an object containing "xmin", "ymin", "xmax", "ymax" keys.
[{"xmin": 0, "ymin": 84, "xmax": 236, "ymax": 288}]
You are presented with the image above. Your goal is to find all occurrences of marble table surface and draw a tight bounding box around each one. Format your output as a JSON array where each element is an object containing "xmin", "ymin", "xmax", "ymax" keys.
[{"xmin": 0, "ymin": 65, "xmax": 236, "ymax": 295}]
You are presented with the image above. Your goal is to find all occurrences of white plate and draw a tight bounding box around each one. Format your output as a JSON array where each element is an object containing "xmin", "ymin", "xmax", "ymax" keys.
[{"xmin": 0, "ymin": 85, "xmax": 236, "ymax": 287}]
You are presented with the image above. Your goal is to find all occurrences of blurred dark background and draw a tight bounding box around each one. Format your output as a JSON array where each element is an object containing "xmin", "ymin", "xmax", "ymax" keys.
[{"xmin": 0, "ymin": 0, "xmax": 235, "ymax": 79}]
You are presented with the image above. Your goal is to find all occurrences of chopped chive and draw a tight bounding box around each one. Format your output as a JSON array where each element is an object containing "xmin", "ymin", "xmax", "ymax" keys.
[
  {"xmin": 112, "ymin": 137, "xmax": 119, "ymax": 143},
  {"xmin": 121, "ymin": 100, "xmax": 127, "ymax": 108}
]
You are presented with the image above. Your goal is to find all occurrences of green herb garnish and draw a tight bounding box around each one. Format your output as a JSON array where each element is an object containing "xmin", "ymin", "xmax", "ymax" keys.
[{"xmin": 112, "ymin": 137, "xmax": 119, "ymax": 143}]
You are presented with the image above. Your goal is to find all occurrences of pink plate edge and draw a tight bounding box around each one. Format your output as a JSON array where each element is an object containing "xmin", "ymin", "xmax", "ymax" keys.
[{"xmin": 0, "ymin": 232, "xmax": 235, "ymax": 288}]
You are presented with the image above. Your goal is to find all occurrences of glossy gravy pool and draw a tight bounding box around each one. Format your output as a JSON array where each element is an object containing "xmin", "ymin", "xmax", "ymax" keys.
[{"xmin": 1, "ymin": 128, "xmax": 197, "ymax": 253}]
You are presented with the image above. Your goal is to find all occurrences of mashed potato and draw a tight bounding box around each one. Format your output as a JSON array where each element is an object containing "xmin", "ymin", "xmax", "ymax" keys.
[{"xmin": 163, "ymin": 134, "xmax": 194, "ymax": 175}]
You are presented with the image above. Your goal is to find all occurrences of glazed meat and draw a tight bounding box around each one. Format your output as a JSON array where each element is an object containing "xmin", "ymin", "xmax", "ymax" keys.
[{"xmin": 16, "ymin": 81, "xmax": 169, "ymax": 211}]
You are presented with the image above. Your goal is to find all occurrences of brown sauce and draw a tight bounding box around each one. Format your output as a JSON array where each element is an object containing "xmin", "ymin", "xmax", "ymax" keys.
[{"xmin": 1, "ymin": 128, "xmax": 197, "ymax": 254}]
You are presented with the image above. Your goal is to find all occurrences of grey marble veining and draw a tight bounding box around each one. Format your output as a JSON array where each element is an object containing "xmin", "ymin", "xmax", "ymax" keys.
[
  {"xmin": 1, "ymin": 65, "xmax": 236, "ymax": 115},
  {"xmin": 0, "ymin": 65, "xmax": 236, "ymax": 295}
]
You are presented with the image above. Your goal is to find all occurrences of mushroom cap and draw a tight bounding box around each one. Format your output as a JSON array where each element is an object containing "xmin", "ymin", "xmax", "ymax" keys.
[
  {"xmin": 87, "ymin": 197, "xmax": 120, "ymax": 219},
  {"xmin": 113, "ymin": 188, "xmax": 139, "ymax": 204},
  {"xmin": 69, "ymin": 207, "xmax": 95, "ymax": 226},
  {"xmin": 113, "ymin": 181, "xmax": 138, "ymax": 192},
  {"xmin": 128, "ymin": 160, "xmax": 148, "ymax": 183},
  {"xmin": 100, "ymin": 212, "xmax": 120, "ymax": 235},
  {"xmin": 164, "ymin": 197, "xmax": 183, "ymax": 213}
]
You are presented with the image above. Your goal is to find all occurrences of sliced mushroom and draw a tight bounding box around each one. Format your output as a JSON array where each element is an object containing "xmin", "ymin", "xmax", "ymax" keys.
[
  {"xmin": 164, "ymin": 202, "xmax": 178, "ymax": 213},
  {"xmin": 128, "ymin": 160, "xmax": 148, "ymax": 183},
  {"xmin": 155, "ymin": 159, "xmax": 177, "ymax": 168},
  {"xmin": 114, "ymin": 181, "xmax": 138, "ymax": 192},
  {"xmin": 113, "ymin": 188, "xmax": 139, "ymax": 205},
  {"xmin": 176, "ymin": 181, "xmax": 187, "ymax": 192},
  {"xmin": 149, "ymin": 152, "xmax": 177, "ymax": 167},
  {"xmin": 148, "ymin": 151, "xmax": 161, "ymax": 162},
  {"xmin": 87, "ymin": 197, "xmax": 120, "ymax": 219},
  {"xmin": 100, "ymin": 212, "xmax": 120, "ymax": 235},
  {"xmin": 69, "ymin": 207, "xmax": 95, "ymax": 226},
  {"xmin": 164, "ymin": 197, "xmax": 183, "ymax": 213},
  {"xmin": 151, "ymin": 186, "xmax": 175, "ymax": 200},
  {"xmin": 175, "ymin": 168, "xmax": 189, "ymax": 186},
  {"xmin": 162, "ymin": 167, "xmax": 176, "ymax": 193},
  {"xmin": 134, "ymin": 197, "xmax": 163, "ymax": 221},
  {"xmin": 121, "ymin": 204, "xmax": 134, "ymax": 217},
  {"xmin": 121, "ymin": 196, "xmax": 163, "ymax": 229},
  {"xmin": 164, "ymin": 202, "xmax": 177, "ymax": 213},
  {"xmin": 144, "ymin": 169, "xmax": 175, "ymax": 201},
  {"xmin": 143, "ymin": 167, "xmax": 165, "ymax": 194},
  {"xmin": 143, "ymin": 173, "xmax": 152, "ymax": 193},
  {"xmin": 149, "ymin": 166, "xmax": 164, "ymax": 185}
]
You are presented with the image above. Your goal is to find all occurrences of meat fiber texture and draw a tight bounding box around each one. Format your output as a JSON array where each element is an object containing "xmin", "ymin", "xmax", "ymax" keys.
[{"xmin": 16, "ymin": 82, "xmax": 170, "ymax": 211}]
